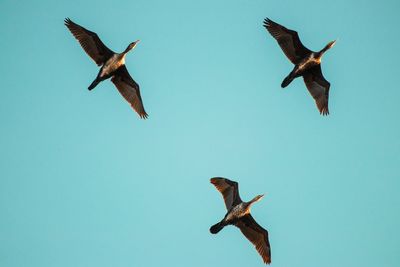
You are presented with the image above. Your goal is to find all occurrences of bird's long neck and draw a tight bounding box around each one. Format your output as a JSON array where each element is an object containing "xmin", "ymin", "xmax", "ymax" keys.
[
  {"xmin": 114, "ymin": 52, "xmax": 126, "ymax": 65},
  {"xmin": 241, "ymin": 196, "xmax": 260, "ymax": 214},
  {"xmin": 247, "ymin": 195, "xmax": 262, "ymax": 206},
  {"xmin": 250, "ymin": 196, "xmax": 259, "ymax": 204},
  {"xmin": 318, "ymin": 42, "xmax": 334, "ymax": 58},
  {"xmin": 319, "ymin": 46, "xmax": 329, "ymax": 56},
  {"xmin": 123, "ymin": 48, "xmax": 131, "ymax": 55},
  {"xmin": 119, "ymin": 46, "xmax": 132, "ymax": 61}
]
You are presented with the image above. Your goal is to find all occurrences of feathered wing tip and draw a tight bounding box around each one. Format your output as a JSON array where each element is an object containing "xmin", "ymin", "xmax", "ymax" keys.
[
  {"xmin": 210, "ymin": 222, "xmax": 224, "ymax": 234},
  {"xmin": 64, "ymin": 17, "xmax": 70, "ymax": 26},
  {"xmin": 320, "ymin": 106, "xmax": 329, "ymax": 116},
  {"xmin": 139, "ymin": 112, "xmax": 149, "ymax": 119},
  {"xmin": 263, "ymin": 17, "xmax": 274, "ymax": 29}
]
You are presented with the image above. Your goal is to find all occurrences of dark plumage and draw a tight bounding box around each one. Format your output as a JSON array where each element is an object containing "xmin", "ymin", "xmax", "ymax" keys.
[
  {"xmin": 210, "ymin": 177, "xmax": 271, "ymax": 264},
  {"xmin": 65, "ymin": 18, "xmax": 148, "ymax": 119},
  {"xmin": 264, "ymin": 18, "xmax": 336, "ymax": 115}
]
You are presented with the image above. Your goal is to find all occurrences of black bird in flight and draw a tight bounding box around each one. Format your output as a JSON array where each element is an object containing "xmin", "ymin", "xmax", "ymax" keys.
[
  {"xmin": 65, "ymin": 18, "xmax": 148, "ymax": 119},
  {"xmin": 264, "ymin": 18, "xmax": 336, "ymax": 115},
  {"xmin": 210, "ymin": 177, "xmax": 271, "ymax": 264}
]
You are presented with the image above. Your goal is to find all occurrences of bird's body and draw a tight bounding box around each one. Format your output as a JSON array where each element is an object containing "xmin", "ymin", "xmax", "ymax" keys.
[
  {"xmin": 264, "ymin": 18, "xmax": 336, "ymax": 115},
  {"xmin": 88, "ymin": 52, "xmax": 128, "ymax": 90},
  {"xmin": 281, "ymin": 52, "xmax": 322, "ymax": 88},
  {"xmin": 295, "ymin": 53, "xmax": 321, "ymax": 74},
  {"xmin": 210, "ymin": 177, "xmax": 271, "ymax": 264},
  {"xmin": 65, "ymin": 18, "xmax": 148, "ymax": 119},
  {"xmin": 225, "ymin": 202, "xmax": 250, "ymax": 222},
  {"xmin": 100, "ymin": 53, "xmax": 126, "ymax": 78}
]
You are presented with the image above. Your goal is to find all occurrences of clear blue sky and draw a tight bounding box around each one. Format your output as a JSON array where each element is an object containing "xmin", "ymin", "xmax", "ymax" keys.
[{"xmin": 1, "ymin": 0, "xmax": 400, "ymax": 266}]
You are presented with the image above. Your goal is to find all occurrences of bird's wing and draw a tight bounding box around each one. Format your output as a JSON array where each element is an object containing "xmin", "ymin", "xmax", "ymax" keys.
[
  {"xmin": 303, "ymin": 65, "xmax": 330, "ymax": 115},
  {"xmin": 210, "ymin": 177, "xmax": 242, "ymax": 210},
  {"xmin": 235, "ymin": 214, "xmax": 271, "ymax": 264},
  {"xmin": 111, "ymin": 65, "xmax": 148, "ymax": 119},
  {"xmin": 263, "ymin": 18, "xmax": 311, "ymax": 64},
  {"xmin": 64, "ymin": 18, "xmax": 114, "ymax": 66}
]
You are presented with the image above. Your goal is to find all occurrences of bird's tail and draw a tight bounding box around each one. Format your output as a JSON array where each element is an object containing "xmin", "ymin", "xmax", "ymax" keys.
[
  {"xmin": 88, "ymin": 78, "xmax": 100, "ymax": 91},
  {"xmin": 281, "ymin": 74, "xmax": 294, "ymax": 88},
  {"xmin": 210, "ymin": 221, "xmax": 224, "ymax": 234}
]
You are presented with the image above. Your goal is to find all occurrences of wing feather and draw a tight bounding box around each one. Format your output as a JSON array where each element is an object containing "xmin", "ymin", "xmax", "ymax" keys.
[
  {"xmin": 235, "ymin": 214, "xmax": 271, "ymax": 264},
  {"xmin": 65, "ymin": 18, "xmax": 114, "ymax": 66},
  {"xmin": 210, "ymin": 177, "xmax": 242, "ymax": 210},
  {"xmin": 263, "ymin": 18, "xmax": 311, "ymax": 64},
  {"xmin": 111, "ymin": 66, "xmax": 148, "ymax": 119},
  {"xmin": 303, "ymin": 66, "xmax": 330, "ymax": 115}
]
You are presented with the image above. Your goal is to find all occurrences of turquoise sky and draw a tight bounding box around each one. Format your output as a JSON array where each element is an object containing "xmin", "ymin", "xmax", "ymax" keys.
[{"xmin": 1, "ymin": 0, "xmax": 400, "ymax": 266}]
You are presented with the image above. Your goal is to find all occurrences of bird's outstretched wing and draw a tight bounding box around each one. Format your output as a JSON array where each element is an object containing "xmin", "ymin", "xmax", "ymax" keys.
[
  {"xmin": 303, "ymin": 65, "xmax": 330, "ymax": 115},
  {"xmin": 210, "ymin": 177, "xmax": 242, "ymax": 210},
  {"xmin": 111, "ymin": 66, "xmax": 148, "ymax": 119},
  {"xmin": 263, "ymin": 18, "xmax": 311, "ymax": 64},
  {"xmin": 65, "ymin": 18, "xmax": 114, "ymax": 66},
  {"xmin": 235, "ymin": 214, "xmax": 271, "ymax": 264}
]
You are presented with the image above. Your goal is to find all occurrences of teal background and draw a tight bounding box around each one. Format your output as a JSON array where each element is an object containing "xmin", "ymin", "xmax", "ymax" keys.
[{"xmin": 1, "ymin": 0, "xmax": 399, "ymax": 266}]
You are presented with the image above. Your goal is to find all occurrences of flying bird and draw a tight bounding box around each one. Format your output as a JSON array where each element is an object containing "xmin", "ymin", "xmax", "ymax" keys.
[
  {"xmin": 210, "ymin": 177, "xmax": 271, "ymax": 264},
  {"xmin": 64, "ymin": 18, "xmax": 148, "ymax": 119},
  {"xmin": 264, "ymin": 18, "xmax": 336, "ymax": 115}
]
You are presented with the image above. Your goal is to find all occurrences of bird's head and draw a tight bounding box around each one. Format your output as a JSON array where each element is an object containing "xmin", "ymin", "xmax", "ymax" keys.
[
  {"xmin": 326, "ymin": 40, "xmax": 336, "ymax": 49},
  {"xmin": 319, "ymin": 39, "xmax": 336, "ymax": 56},
  {"xmin": 252, "ymin": 194, "xmax": 265, "ymax": 203},
  {"xmin": 125, "ymin": 40, "xmax": 140, "ymax": 53}
]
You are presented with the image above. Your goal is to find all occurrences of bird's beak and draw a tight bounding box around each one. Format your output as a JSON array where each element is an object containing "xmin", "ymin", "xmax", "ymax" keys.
[
  {"xmin": 331, "ymin": 40, "xmax": 337, "ymax": 47},
  {"xmin": 135, "ymin": 39, "xmax": 140, "ymax": 44}
]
